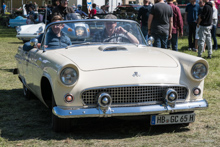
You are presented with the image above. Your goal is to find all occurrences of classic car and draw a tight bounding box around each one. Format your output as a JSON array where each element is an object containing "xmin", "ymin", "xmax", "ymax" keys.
[
  {"xmin": 113, "ymin": 4, "xmax": 141, "ymax": 21},
  {"xmin": 14, "ymin": 19, "xmax": 209, "ymax": 132},
  {"xmin": 8, "ymin": 12, "xmax": 43, "ymax": 28},
  {"xmin": 8, "ymin": 16, "xmax": 27, "ymax": 28},
  {"xmin": 16, "ymin": 22, "xmax": 45, "ymax": 43}
]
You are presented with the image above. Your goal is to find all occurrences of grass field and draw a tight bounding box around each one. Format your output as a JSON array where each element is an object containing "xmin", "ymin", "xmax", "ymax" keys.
[{"xmin": 0, "ymin": 25, "xmax": 219, "ymax": 147}]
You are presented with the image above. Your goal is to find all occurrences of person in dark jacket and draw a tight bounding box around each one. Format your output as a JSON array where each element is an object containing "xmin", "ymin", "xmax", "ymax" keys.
[
  {"xmin": 167, "ymin": 0, "xmax": 183, "ymax": 51},
  {"xmin": 52, "ymin": 0, "xmax": 75, "ymax": 18},
  {"xmin": 23, "ymin": 15, "xmax": 71, "ymax": 51},
  {"xmin": 197, "ymin": 0, "xmax": 213, "ymax": 58},
  {"xmin": 137, "ymin": 0, "xmax": 152, "ymax": 40},
  {"xmin": 185, "ymin": 0, "xmax": 200, "ymax": 51}
]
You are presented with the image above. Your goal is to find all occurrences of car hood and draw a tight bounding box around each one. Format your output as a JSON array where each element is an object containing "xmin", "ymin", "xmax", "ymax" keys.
[
  {"xmin": 20, "ymin": 23, "xmax": 45, "ymax": 33},
  {"xmin": 54, "ymin": 44, "xmax": 178, "ymax": 71}
]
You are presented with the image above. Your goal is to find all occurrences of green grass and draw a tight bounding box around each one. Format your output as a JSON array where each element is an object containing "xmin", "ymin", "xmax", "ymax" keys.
[{"xmin": 0, "ymin": 25, "xmax": 219, "ymax": 147}]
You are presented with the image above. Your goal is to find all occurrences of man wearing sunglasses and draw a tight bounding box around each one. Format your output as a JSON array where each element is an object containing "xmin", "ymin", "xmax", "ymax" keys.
[
  {"xmin": 52, "ymin": 0, "xmax": 75, "ymax": 18},
  {"xmin": 93, "ymin": 14, "xmax": 139, "ymax": 44}
]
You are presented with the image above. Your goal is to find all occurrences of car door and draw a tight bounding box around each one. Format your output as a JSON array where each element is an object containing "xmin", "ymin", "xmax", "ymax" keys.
[{"xmin": 23, "ymin": 48, "xmax": 38, "ymax": 92}]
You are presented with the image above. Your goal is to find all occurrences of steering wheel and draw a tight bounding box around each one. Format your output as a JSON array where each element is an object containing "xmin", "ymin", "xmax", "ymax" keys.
[{"xmin": 103, "ymin": 35, "xmax": 131, "ymax": 43}]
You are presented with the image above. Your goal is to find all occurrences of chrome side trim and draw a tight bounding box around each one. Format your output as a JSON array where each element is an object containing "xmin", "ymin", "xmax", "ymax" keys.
[{"xmin": 52, "ymin": 99, "xmax": 208, "ymax": 118}]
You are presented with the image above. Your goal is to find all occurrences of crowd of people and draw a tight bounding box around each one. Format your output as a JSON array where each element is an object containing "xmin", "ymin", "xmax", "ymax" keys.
[
  {"xmin": 20, "ymin": 0, "xmax": 219, "ymax": 58},
  {"xmin": 138, "ymin": 0, "xmax": 218, "ymax": 58}
]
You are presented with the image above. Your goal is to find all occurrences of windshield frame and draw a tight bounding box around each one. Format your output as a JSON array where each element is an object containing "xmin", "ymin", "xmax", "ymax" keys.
[{"xmin": 40, "ymin": 19, "xmax": 147, "ymax": 51}]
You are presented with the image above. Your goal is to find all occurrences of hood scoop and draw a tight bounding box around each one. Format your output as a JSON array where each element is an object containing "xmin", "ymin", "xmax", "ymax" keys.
[{"xmin": 99, "ymin": 46, "xmax": 128, "ymax": 52}]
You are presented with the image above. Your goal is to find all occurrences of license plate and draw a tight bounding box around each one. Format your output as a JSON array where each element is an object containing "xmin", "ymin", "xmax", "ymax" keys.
[{"xmin": 151, "ymin": 113, "xmax": 195, "ymax": 125}]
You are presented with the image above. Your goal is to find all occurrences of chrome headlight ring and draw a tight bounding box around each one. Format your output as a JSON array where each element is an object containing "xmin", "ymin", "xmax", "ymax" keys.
[
  {"xmin": 147, "ymin": 36, "xmax": 154, "ymax": 46},
  {"xmin": 191, "ymin": 63, "xmax": 208, "ymax": 80},
  {"xmin": 60, "ymin": 67, "xmax": 78, "ymax": 86},
  {"xmin": 75, "ymin": 26, "xmax": 85, "ymax": 37},
  {"xmin": 37, "ymin": 26, "xmax": 43, "ymax": 33},
  {"xmin": 16, "ymin": 26, "xmax": 21, "ymax": 33}
]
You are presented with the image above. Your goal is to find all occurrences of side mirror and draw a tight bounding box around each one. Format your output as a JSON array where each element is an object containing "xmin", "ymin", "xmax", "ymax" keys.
[{"xmin": 30, "ymin": 38, "xmax": 38, "ymax": 48}]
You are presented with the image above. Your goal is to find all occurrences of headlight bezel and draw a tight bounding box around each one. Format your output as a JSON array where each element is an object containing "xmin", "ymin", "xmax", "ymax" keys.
[
  {"xmin": 60, "ymin": 66, "xmax": 79, "ymax": 86},
  {"xmin": 16, "ymin": 26, "xmax": 21, "ymax": 33},
  {"xmin": 147, "ymin": 36, "xmax": 154, "ymax": 46},
  {"xmin": 191, "ymin": 62, "xmax": 208, "ymax": 81},
  {"xmin": 37, "ymin": 26, "xmax": 43, "ymax": 33}
]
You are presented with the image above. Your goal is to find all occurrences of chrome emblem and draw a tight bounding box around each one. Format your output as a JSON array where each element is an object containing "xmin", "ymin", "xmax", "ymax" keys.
[{"xmin": 132, "ymin": 72, "xmax": 141, "ymax": 77}]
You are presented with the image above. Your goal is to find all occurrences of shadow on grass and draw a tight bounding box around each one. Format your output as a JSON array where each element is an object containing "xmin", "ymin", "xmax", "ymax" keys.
[
  {"xmin": 8, "ymin": 42, "xmax": 23, "ymax": 44},
  {"xmin": 0, "ymin": 68, "xmax": 14, "ymax": 73},
  {"xmin": 0, "ymin": 88, "xmax": 190, "ymax": 141}
]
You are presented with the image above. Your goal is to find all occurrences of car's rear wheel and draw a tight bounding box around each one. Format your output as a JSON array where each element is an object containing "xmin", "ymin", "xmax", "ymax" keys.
[{"xmin": 52, "ymin": 94, "xmax": 71, "ymax": 132}]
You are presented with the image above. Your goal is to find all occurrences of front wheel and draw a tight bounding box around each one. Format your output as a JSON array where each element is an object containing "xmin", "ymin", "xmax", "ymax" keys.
[{"xmin": 52, "ymin": 94, "xmax": 72, "ymax": 132}]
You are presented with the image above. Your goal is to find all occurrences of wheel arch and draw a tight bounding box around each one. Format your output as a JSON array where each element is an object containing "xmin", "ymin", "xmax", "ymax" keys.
[{"xmin": 41, "ymin": 76, "xmax": 53, "ymax": 109}]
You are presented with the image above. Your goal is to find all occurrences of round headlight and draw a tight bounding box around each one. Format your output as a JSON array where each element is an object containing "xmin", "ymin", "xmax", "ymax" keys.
[
  {"xmin": 191, "ymin": 63, "xmax": 207, "ymax": 79},
  {"xmin": 60, "ymin": 68, "xmax": 78, "ymax": 85},
  {"xmin": 37, "ymin": 26, "xmax": 43, "ymax": 33},
  {"xmin": 16, "ymin": 26, "xmax": 21, "ymax": 32},
  {"xmin": 76, "ymin": 27, "xmax": 85, "ymax": 37},
  {"xmin": 147, "ymin": 36, "xmax": 154, "ymax": 46}
]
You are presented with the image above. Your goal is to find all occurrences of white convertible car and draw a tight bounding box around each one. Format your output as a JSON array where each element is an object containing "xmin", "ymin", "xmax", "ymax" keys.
[
  {"xmin": 16, "ymin": 22, "xmax": 45, "ymax": 43},
  {"xmin": 14, "ymin": 19, "xmax": 209, "ymax": 132}
]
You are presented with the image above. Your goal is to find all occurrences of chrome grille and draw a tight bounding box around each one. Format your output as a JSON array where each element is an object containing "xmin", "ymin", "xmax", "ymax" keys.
[{"xmin": 81, "ymin": 86, "xmax": 188, "ymax": 106}]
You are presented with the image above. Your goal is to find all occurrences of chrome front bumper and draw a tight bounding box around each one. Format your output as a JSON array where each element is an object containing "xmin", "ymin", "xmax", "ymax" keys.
[{"xmin": 52, "ymin": 100, "xmax": 208, "ymax": 118}]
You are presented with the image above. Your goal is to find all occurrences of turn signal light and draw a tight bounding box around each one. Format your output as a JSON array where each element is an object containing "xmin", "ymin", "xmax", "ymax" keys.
[
  {"xmin": 64, "ymin": 94, "xmax": 74, "ymax": 103},
  {"xmin": 193, "ymin": 88, "xmax": 201, "ymax": 96}
]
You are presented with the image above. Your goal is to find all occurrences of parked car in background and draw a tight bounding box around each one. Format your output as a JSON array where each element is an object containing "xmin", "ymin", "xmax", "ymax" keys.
[
  {"xmin": 14, "ymin": 18, "xmax": 209, "ymax": 132},
  {"xmin": 16, "ymin": 22, "xmax": 45, "ymax": 43},
  {"xmin": 8, "ymin": 16, "xmax": 27, "ymax": 28},
  {"xmin": 113, "ymin": 4, "xmax": 141, "ymax": 21}
]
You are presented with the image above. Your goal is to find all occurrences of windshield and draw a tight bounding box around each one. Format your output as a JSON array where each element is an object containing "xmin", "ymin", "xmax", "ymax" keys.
[{"xmin": 43, "ymin": 19, "xmax": 146, "ymax": 50}]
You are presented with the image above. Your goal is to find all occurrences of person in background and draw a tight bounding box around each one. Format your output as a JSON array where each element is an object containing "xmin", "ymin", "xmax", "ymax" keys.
[
  {"xmin": 43, "ymin": 3, "xmax": 53, "ymax": 25},
  {"xmin": 137, "ymin": 0, "xmax": 152, "ymax": 41},
  {"xmin": 27, "ymin": 6, "xmax": 37, "ymax": 24},
  {"xmin": 148, "ymin": 0, "xmax": 173, "ymax": 49},
  {"xmin": 52, "ymin": 0, "xmax": 75, "ymax": 18},
  {"xmin": 100, "ymin": 5, "xmax": 107, "ymax": 14},
  {"xmin": 214, "ymin": 0, "xmax": 220, "ymax": 10},
  {"xmin": 89, "ymin": 3, "xmax": 97, "ymax": 18},
  {"xmin": 28, "ymin": 1, "xmax": 34, "ymax": 12},
  {"xmin": 195, "ymin": 0, "xmax": 206, "ymax": 52},
  {"xmin": 167, "ymin": 0, "xmax": 183, "ymax": 51},
  {"xmin": 173, "ymin": 0, "xmax": 178, "ymax": 6},
  {"xmin": 211, "ymin": 1, "xmax": 218, "ymax": 50},
  {"xmin": 55, "ymin": 0, "xmax": 60, "ymax": 6},
  {"xmin": 197, "ymin": 0, "xmax": 213, "ymax": 58},
  {"xmin": 75, "ymin": 5, "xmax": 88, "ymax": 17},
  {"xmin": 2, "ymin": 3, "xmax": 6, "ymax": 14},
  {"xmin": 23, "ymin": 15, "xmax": 72, "ymax": 51},
  {"xmin": 25, "ymin": 1, "xmax": 30, "ymax": 14},
  {"xmin": 34, "ymin": 2, "xmax": 38, "ymax": 11},
  {"xmin": 72, "ymin": 3, "xmax": 76, "ymax": 10},
  {"xmin": 185, "ymin": 0, "xmax": 200, "ymax": 51},
  {"xmin": 93, "ymin": 14, "xmax": 139, "ymax": 44}
]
